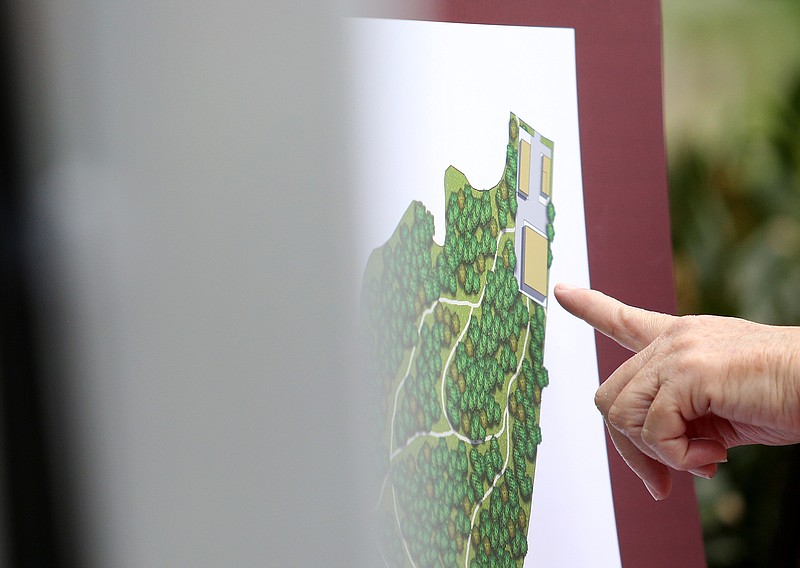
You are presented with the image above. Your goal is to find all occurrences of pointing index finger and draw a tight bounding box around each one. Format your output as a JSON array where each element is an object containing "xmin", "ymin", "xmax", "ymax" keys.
[{"xmin": 554, "ymin": 284, "xmax": 674, "ymax": 353}]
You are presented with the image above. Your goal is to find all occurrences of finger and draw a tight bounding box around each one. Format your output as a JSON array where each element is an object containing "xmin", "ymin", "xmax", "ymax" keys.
[
  {"xmin": 688, "ymin": 463, "xmax": 718, "ymax": 480},
  {"xmin": 603, "ymin": 351, "xmax": 674, "ymax": 466},
  {"xmin": 641, "ymin": 387, "xmax": 728, "ymax": 470},
  {"xmin": 607, "ymin": 412, "xmax": 714, "ymax": 494},
  {"xmin": 554, "ymin": 284, "xmax": 674, "ymax": 353},
  {"xmin": 603, "ymin": 352, "xmax": 728, "ymax": 469},
  {"xmin": 605, "ymin": 422, "xmax": 672, "ymax": 500},
  {"xmin": 684, "ymin": 414, "xmax": 723, "ymax": 441},
  {"xmin": 685, "ymin": 417, "xmax": 727, "ymax": 477},
  {"xmin": 595, "ymin": 346, "xmax": 666, "ymax": 467},
  {"xmin": 686, "ymin": 414, "xmax": 742, "ymax": 449},
  {"xmin": 595, "ymin": 343, "xmax": 657, "ymax": 418}
]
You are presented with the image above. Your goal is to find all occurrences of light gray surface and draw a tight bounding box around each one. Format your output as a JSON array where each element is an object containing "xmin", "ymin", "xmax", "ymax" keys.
[{"xmin": 12, "ymin": 1, "xmax": 376, "ymax": 565}]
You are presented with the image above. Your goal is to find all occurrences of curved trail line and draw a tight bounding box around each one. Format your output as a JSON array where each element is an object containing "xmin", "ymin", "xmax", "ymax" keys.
[
  {"xmin": 390, "ymin": 429, "xmax": 456, "ymax": 462},
  {"xmin": 438, "ymin": 227, "xmax": 515, "ymax": 438},
  {"xmin": 390, "ymin": 227, "xmax": 515, "ymax": 460},
  {"xmin": 388, "ymin": 302, "xmax": 437, "ymax": 456},
  {"xmin": 463, "ymin": 298, "xmax": 531, "ymax": 568},
  {"xmin": 384, "ymin": 224, "xmax": 523, "ymax": 568}
]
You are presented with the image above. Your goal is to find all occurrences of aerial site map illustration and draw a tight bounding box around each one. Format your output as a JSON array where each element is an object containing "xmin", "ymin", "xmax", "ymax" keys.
[
  {"xmin": 350, "ymin": 17, "xmax": 622, "ymax": 567},
  {"xmin": 361, "ymin": 113, "xmax": 555, "ymax": 567}
]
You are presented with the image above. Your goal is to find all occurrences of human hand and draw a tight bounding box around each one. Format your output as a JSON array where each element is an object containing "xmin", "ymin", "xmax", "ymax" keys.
[{"xmin": 554, "ymin": 283, "xmax": 800, "ymax": 500}]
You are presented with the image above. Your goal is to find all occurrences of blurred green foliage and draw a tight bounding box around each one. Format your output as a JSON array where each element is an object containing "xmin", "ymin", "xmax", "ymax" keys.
[
  {"xmin": 670, "ymin": 76, "xmax": 800, "ymax": 325},
  {"xmin": 666, "ymin": 4, "xmax": 800, "ymax": 564},
  {"xmin": 671, "ymin": 81, "xmax": 800, "ymax": 567}
]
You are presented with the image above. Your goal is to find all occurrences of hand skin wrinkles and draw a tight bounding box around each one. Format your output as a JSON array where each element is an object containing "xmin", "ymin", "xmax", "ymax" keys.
[
  {"xmin": 713, "ymin": 325, "xmax": 800, "ymax": 446},
  {"xmin": 554, "ymin": 284, "xmax": 800, "ymax": 499}
]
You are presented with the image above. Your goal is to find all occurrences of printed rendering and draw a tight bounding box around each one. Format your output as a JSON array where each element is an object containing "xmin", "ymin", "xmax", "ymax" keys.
[{"xmin": 362, "ymin": 113, "xmax": 556, "ymax": 567}]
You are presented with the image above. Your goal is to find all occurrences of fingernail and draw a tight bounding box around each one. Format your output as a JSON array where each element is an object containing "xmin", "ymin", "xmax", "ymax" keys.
[
  {"xmin": 688, "ymin": 468, "xmax": 713, "ymax": 480},
  {"xmin": 643, "ymin": 480, "xmax": 664, "ymax": 501},
  {"xmin": 555, "ymin": 283, "xmax": 578, "ymax": 292}
]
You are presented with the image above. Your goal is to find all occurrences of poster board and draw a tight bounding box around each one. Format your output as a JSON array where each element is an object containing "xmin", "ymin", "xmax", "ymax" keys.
[{"xmin": 350, "ymin": 1, "xmax": 705, "ymax": 566}]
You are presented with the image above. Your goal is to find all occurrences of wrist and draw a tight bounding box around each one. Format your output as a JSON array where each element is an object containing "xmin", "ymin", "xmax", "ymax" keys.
[{"xmin": 769, "ymin": 326, "xmax": 800, "ymax": 433}]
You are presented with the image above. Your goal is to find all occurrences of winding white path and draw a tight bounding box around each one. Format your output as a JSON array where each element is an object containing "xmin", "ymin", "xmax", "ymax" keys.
[
  {"xmin": 463, "ymin": 298, "xmax": 531, "ymax": 568},
  {"xmin": 382, "ymin": 224, "xmax": 532, "ymax": 567}
]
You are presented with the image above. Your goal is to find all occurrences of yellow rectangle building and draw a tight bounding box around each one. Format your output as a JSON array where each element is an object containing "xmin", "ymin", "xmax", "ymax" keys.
[
  {"xmin": 541, "ymin": 154, "xmax": 552, "ymax": 198},
  {"xmin": 522, "ymin": 225, "xmax": 549, "ymax": 299},
  {"xmin": 518, "ymin": 139, "xmax": 531, "ymax": 198}
]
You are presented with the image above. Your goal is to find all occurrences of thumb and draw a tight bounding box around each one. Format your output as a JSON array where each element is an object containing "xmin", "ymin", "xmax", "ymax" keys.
[{"xmin": 554, "ymin": 284, "xmax": 674, "ymax": 353}]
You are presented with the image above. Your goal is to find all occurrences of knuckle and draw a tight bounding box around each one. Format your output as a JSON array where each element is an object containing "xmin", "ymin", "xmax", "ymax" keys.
[
  {"xmin": 672, "ymin": 314, "xmax": 715, "ymax": 337},
  {"xmin": 661, "ymin": 317, "xmax": 703, "ymax": 355},
  {"xmin": 613, "ymin": 305, "xmax": 637, "ymax": 341},
  {"xmin": 640, "ymin": 423, "xmax": 658, "ymax": 447},
  {"xmin": 594, "ymin": 388, "xmax": 611, "ymax": 414},
  {"xmin": 607, "ymin": 404, "xmax": 636, "ymax": 435},
  {"xmin": 663, "ymin": 318, "xmax": 691, "ymax": 344}
]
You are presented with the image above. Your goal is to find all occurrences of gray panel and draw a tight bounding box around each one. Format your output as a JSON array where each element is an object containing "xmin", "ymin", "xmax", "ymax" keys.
[{"xmin": 12, "ymin": 1, "xmax": 383, "ymax": 565}]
